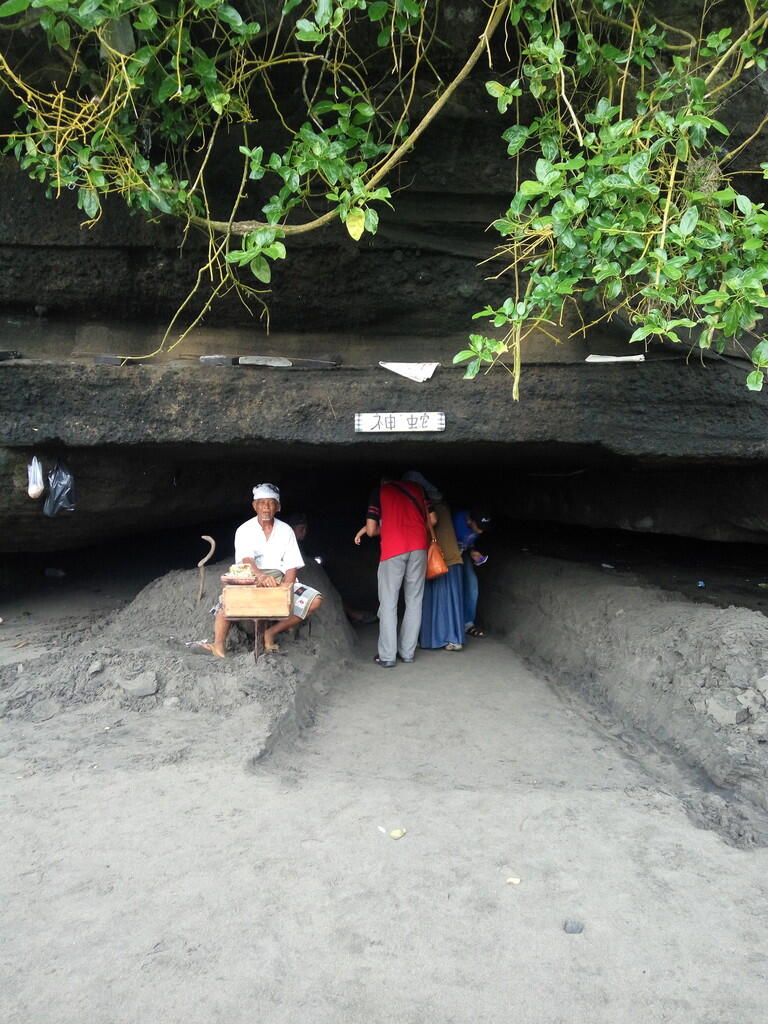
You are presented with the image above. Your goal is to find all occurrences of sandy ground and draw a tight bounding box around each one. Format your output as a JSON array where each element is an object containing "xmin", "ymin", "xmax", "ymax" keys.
[{"xmin": 2, "ymin": 572, "xmax": 768, "ymax": 1023}]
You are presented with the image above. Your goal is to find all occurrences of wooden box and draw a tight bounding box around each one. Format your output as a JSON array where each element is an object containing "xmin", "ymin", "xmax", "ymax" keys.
[{"xmin": 221, "ymin": 584, "xmax": 292, "ymax": 619}]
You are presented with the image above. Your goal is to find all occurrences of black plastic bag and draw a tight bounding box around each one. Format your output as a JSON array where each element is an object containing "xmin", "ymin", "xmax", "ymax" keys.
[{"xmin": 43, "ymin": 461, "xmax": 76, "ymax": 517}]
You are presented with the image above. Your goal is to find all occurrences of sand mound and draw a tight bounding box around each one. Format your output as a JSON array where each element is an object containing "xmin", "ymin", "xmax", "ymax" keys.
[
  {"xmin": 483, "ymin": 553, "xmax": 768, "ymax": 845},
  {"xmin": 0, "ymin": 560, "xmax": 356, "ymax": 747}
]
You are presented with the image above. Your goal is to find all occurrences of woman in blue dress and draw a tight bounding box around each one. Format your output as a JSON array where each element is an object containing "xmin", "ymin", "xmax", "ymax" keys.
[{"xmin": 402, "ymin": 472, "xmax": 466, "ymax": 652}]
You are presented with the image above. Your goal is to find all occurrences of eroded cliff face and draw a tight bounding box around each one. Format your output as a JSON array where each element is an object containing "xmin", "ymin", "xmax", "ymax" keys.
[
  {"xmin": 2, "ymin": 351, "xmax": 768, "ymax": 553},
  {"xmin": 3, "ymin": 18, "xmax": 768, "ymax": 555}
]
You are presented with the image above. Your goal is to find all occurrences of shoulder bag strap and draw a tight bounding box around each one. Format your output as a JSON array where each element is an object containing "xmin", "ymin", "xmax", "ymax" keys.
[{"xmin": 389, "ymin": 482, "xmax": 436, "ymax": 543}]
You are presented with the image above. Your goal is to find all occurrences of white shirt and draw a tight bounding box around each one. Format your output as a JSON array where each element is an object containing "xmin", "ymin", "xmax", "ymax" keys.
[{"xmin": 234, "ymin": 516, "xmax": 304, "ymax": 573}]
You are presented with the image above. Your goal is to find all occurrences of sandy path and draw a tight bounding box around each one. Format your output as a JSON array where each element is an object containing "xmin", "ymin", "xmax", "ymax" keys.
[{"xmin": 2, "ymin": 635, "xmax": 767, "ymax": 1024}]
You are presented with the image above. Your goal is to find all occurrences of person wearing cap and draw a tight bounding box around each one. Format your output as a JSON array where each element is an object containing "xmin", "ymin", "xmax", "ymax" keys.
[
  {"xmin": 203, "ymin": 484, "xmax": 323, "ymax": 657},
  {"xmin": 452, "ymin": 508, "xmax": 491, "ymax": 638}
]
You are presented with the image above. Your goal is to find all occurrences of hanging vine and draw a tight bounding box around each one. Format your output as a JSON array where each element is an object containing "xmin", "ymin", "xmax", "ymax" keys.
[{"xmin": 2, "ymin": 1, "xmax": 768, "ymax": 390}]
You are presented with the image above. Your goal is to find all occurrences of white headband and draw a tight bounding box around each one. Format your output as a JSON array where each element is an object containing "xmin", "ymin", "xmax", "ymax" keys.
[{"xmin": 253, "ymin": 483, "xmax": 280, "ymax": 501}]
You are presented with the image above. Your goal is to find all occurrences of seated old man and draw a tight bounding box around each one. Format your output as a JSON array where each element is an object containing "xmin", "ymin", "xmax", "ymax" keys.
[{"xmin": 203, "ymin": 483, "xmax": 323, "ymax": 657}]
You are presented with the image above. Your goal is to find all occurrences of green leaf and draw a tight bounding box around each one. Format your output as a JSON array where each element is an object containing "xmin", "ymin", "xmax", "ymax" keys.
[
  {"xmin": 501, "ymin": 124, "xmax": 529, "ymax": 156},
  {"xmin": 249, "ymin": 255, "xmax": 271, "ymax": 283},
  {"xmin": 364, "ymin": 207, "xmax": 379, "ymax": 234},
  {"xmin": 262, "ymin": 195, "xmax": 283, "ymax": 223},
  {"xmin": 723, "ymin": 302, "xmax": 742, "ymax": 337},
  {"xmin": 133, "ymin": 6, "xmax": 158, "ymax": 30},
  {"xmin": 751, "ymin": 340, "xmax": 768, "ymax": 367},
  {"xmin": 217, "ymin": 5, "xmax": 243, "ymax": 28},
  {"xmin": 485, "ymin": 81, "xmax": 505, "ymax": 99},
  {"xmin": 367, "ymin": 1, "xmax": 388, "ymax": 20},
  {"xmin": 627, "ymin": 153, "xmax": 649, "ymax": 184},
  {"xmin": 736, "ymin": 194, "xmax": 753, "ymax": 217},
  {"xmin": 157, "ymin": 77, "xmax": 179, "ymax": 103},
  {"xmin": 600, "ymin": 43, "xmax": 626, "ymax": 62},
  {"xmin": 711, "ymin": 188, "xmax": 737, "ymax": 203},
  {"xmin": 263, "ymin": 241, "xmax": 287, "ymax": 260},
  {"xmin": 678, "ymin": 207, "xmax": 699, "ymax": 238},
  {"xmin": 54, "ymin": 19, "xmax": 70, "ymax": 49},
  {"xmin": 625, "ymin": 258, "xmax": 648, "ymax": 276},
  {"xmin": 519, "ymin": 180, "xmax": 546, "ymax": 197},
  {"xmin": 315, "ymin": 0, "xmax": 333, "ymax": 28},
  {"xmin": 296, "ymin": 18, "xmax": 324, "ymax": 41},
  {"xmin": 0, "ymin": 0, "xmax": 29, "ymax": 16},
  {"xmin": 747, "ymin": 370, "xmax": 764, "ymax": 391},
  {"xmin": 205, "ymin": 87, "xmax": 230, "ymax": 115},
  {"xmin": 79, "ymin": 187, "xmax": 100, "ymax": 219}
]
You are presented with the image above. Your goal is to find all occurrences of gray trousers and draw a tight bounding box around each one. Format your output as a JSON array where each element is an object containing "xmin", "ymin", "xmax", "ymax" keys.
[{"xmin": 377, "ymin": 549, "xmax": 427, "ymax": 662}]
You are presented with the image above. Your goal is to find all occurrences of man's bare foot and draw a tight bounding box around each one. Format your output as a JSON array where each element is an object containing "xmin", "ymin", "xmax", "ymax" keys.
[
  {"xmin": 263, "ymin": 630, "xmax": 281, "ymax": 654},
  {"xmin": 200, "ymin": 642, "xmax": 226, "ymax": 659}
]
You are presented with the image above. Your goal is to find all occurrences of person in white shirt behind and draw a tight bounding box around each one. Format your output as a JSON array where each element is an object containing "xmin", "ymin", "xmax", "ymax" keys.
[{"xmin": 203, "ymin": 483, "xmax": 323, "ymax": 657}]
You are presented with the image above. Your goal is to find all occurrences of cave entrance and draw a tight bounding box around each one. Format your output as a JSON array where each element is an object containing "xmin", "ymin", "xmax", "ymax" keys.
[{"xmin": 7, "ymin": 440, "xmax": 768, "ymax": 622}]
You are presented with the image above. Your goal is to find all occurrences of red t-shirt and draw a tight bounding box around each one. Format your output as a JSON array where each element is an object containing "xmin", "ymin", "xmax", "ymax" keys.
[{"xmin": 367, "ymin": 481, "xmax": 430, "ymax": 561}]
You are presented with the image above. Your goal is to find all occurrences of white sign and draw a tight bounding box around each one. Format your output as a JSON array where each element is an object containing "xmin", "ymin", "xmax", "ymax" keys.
[{"xmin": 355, "ymin": 411, "xmax": 446, "ymax": 433}]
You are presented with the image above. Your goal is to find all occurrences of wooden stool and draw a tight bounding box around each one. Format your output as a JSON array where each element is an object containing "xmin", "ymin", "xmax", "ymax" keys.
[{"xmin": 221, "ymin": 584, "xmax": 292, "ymax": 663}]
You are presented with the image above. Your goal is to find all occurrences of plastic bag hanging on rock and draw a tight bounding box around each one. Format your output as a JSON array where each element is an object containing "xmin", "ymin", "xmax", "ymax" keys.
[
  {"xmin": 43, "ymin": 461, "xmax": 76, "ymax": 517},
  {"xmin": 27, "ymin": 456, "xmax": 44, "ymax": 499}
]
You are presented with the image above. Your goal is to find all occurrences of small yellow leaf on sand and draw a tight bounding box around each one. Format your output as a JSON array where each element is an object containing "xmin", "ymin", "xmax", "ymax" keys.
[
  {"xmin": 389, "ymin": 828, "xmax": 407, "ymax": 840},
  {"xmin": 506, "ymin": 877, "xmax": 521, "ymax": 885},
  {"xmin": 346, "ymin": 208, "xmax": 365, "ymax": 241}
]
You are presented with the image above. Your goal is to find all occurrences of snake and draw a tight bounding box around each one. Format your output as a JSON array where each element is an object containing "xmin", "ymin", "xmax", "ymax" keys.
[{"xmin": 197, "ymin": 535, "xmax": 216, "ymax": 603}]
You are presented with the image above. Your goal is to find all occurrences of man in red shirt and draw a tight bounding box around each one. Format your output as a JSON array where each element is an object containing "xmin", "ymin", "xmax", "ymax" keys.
[{"xmin": 358, "ymin": 477, "xmax": 435, "ymax": 667}]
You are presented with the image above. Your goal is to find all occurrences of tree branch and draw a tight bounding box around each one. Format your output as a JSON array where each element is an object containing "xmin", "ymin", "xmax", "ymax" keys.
[{"xmin": 192, "ymin": 0, "xmax": 508, "ymax": 239}]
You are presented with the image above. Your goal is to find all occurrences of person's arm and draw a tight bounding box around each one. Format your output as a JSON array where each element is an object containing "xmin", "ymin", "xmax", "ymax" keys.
[
  {"xmin": 282, "ymin": 568, "xmax": 297, "ymax": 587},
  {"xmin": 365, "ymin": 517, "xmax": 381, "ymax": 538},
  {"xmin": 364, "ymin": 487, "xmax": 381, "ymax": 540},
  {"xmin": 428, "ymin": 509, "xmax": 437, "ymax": 527},
  {"xmin": 354, "ymin": 525, "xmax": 367, "ymax": 545}
]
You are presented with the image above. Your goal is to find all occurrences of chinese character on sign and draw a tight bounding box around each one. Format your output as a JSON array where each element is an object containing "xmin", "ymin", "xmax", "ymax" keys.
[{"xmin": 354, "ymin": 412, "xmax": 446, "ymax": 433}]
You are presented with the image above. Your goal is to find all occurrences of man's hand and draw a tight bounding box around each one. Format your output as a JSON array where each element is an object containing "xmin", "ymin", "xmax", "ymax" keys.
[{"xmin": 256, "ymin": 574, "xmax": 279, "ymax": 587}]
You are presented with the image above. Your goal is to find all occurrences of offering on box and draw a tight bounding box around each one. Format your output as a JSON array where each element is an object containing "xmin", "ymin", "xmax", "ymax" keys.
[
  {"xmin": 227, "ymin": 563, "xmax": 253, "ymax": 578},
  {"xmin": 222, "ymin": 563, "xmax": 256, "ymax": 582}
]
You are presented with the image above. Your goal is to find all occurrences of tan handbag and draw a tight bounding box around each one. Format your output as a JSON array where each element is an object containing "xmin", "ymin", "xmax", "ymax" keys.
[{"xmin": 426, "ymin": 534, "xmax": 449, "ymax": 579}]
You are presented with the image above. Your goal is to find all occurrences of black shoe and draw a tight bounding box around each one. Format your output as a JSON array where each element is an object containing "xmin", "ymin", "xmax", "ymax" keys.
[
  {"xmin": 374, "ymin": 656, "xmax": 396, "ymax": 668},
  {"xmin": 398, "ymin": 655, "xmax": 414, "ymax": 663}
]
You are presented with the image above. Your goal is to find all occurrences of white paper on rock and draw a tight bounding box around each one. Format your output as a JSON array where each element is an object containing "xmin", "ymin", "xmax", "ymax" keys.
[
  {"xmin": 585, "ymin": 354, "xmax": 645, "ymax": 363},
  {"xmin": 378, "ymin": 361, "xmax": 440, "ymax": 382}
]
